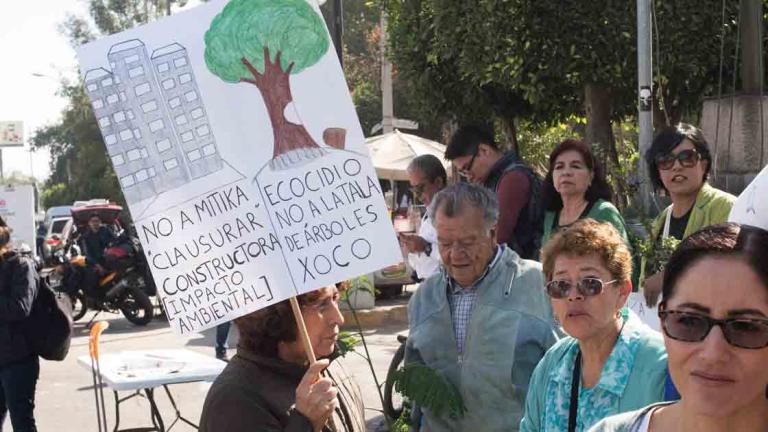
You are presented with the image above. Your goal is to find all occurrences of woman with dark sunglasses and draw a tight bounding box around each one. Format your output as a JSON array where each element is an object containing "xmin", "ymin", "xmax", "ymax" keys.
[
  {"xmin": 590, "ymin": 223, "xmax": 768, "ymax": 431},
  {"xmin": 520, "ymin": 219, "xmax": 667, "ymax": 432},
  {"xmin": 642, "ymin": 123, "xmax": 736, "ymax": 307}
]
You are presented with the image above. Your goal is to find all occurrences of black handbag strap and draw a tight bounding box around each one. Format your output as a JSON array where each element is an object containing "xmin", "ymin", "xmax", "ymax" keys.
[{"xmin": 568, "ymin": 350, "xmax": 582, "ymax": 432}]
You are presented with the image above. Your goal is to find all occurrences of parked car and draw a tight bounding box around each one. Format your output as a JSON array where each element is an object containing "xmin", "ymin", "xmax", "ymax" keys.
[
  {"xmin": 42, "ymin": 205, "xmax": 73, "ymax": 230},
  {"xmin": 41, "ymin": 216, "xmax": 73, "ymax": 265}
]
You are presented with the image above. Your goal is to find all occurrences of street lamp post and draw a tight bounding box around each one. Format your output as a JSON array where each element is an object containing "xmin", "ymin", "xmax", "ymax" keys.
[{"xmin": 637, "ymin": 0, "xmax": 653, "ymax": 215}]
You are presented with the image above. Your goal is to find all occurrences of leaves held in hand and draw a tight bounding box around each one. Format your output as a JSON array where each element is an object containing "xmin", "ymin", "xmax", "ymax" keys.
[
  {"xmin": 391, "ymin": 363, "xmax": 466, "ymax": 419},
  {"xmin": 639, "ymin": 236, "xmax": 681, "ymax": 275}
]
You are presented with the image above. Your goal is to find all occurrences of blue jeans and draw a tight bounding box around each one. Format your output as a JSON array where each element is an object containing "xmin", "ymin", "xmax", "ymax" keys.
[
  {"xmin": 0, "ymin": 356, "xmax": 39, "ymax": 432},
  {"xmin": 215, "ymin": 322, "xmax": 231, "ymax": 354}
]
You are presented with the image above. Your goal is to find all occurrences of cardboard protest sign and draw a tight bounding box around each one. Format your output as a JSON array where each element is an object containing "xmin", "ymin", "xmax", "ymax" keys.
[
  {"xmin": 729, "ymin": 164, "xmax": 768, "ymax": 231},
  {"xmin": 76, "ymin": 0, "xmax": 402, "ymax": 335}
]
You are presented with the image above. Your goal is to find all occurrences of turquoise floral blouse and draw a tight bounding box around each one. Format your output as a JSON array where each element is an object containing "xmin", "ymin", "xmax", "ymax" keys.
[{"xmin": 520, "ymin": 312, "xmax": 667, "ymax": 432}]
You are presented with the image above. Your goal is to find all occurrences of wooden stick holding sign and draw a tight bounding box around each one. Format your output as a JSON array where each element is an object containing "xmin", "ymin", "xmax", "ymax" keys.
[{"xmin": 289, "ymin": 296, "xmax": 317, "ymax": 364}]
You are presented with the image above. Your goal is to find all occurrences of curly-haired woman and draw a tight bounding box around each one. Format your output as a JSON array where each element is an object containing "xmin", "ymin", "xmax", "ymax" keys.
[{"xmin": 200, "ymin": 285, "xmax": 364, "ymax": 432}]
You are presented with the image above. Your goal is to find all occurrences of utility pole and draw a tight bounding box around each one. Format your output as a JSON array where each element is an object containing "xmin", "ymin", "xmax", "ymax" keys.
[
  {"xmin": 740, "ymin": 0, "xmax": 764, "ymax": 94},
  {"xmin": 381, "ymin": 12, "xmax": 394, "ymax": 134},
  {"xmin": 637, "ymin": 0, "xmax": 653, "ymax": 214}
]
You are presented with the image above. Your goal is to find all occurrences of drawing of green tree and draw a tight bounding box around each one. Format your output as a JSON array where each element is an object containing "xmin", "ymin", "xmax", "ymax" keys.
[{"xmin": 205, "ymin": 0, "xmax": 339, "ymax": 166}]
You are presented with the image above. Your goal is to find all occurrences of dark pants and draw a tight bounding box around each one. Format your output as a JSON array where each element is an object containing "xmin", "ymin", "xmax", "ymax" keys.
[
  {"xmin": 0, "ymin": 356, "xmax": 39, "ymax": 432},
  {"xmin": 82, "ymin": 266, "xmax": 101, "ymax": 298},
  {"xmin": 215, "ymin": 322, "xmax": 231, "ymax": 355}
]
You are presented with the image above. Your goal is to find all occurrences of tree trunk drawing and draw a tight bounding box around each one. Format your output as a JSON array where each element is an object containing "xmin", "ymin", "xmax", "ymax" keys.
[{"xmin": 240, "ymin": 48, "xmax": 321, "ymax": 161}]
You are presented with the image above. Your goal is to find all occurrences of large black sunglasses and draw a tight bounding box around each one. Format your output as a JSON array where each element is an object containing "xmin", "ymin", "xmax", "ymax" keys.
[
  {"xmin": 655, "ymin": 149, "xmax": 701, "ymax": 171},
  {"xmin": 659, "ymin": 310, "xmax": 768, "ymax": 349},
  {"xmin": 545, "ymin": 278, "xmax": 616, "ymax": 299}
]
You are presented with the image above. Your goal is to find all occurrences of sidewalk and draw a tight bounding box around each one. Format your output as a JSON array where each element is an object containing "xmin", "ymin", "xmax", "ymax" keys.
[{"xmin": 341, "ymin": 284, "xmax": 413, "ymax": 329}]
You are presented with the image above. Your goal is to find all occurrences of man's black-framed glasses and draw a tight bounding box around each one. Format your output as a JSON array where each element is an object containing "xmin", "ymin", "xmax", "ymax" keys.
[{"xmin": 457, "ymin": 149, "xmax": 479, "ymax": 178}]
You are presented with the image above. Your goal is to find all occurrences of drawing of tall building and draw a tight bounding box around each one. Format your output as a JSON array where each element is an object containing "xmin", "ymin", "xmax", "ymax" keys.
[
  {"xmin": 83, "ymin": 39, "xmax": 223, "ymax": 203},
  {"xmin": 152, "ymin": 43, "xmax": 223, "ymax": 179}
]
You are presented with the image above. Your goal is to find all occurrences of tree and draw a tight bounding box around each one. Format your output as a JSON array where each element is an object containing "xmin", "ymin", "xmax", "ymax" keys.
[
  {"xmin": 651, "ymin": 1, "xmax": 742, "ymax": 126},
  {"xmin": 205, "ymin": 0, "xmax": 337, "ymax": 165},
  {"xmin": 383, "ymin": 0, "xmax": 746, "ymax": 161},
  {"xmin": 384, "ymin": 0, "xmax": 505, "ymax": 126}
]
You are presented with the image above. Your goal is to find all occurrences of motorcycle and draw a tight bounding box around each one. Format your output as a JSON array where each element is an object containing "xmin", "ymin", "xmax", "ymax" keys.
[{"xmin": 48, "ymin": 236, "xmax": 155, "ymax": 326}]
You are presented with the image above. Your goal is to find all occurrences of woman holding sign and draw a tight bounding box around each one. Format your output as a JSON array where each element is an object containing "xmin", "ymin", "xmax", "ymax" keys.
[{"xmin": 200, "ymin": 284, "xmax": 365, "ymax": 432}]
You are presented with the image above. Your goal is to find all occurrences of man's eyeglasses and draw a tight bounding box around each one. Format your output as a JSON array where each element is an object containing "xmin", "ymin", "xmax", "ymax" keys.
[
  {"xmin": 659, "ymin": 310, "xmax": 768, "ymax": 349},
  {"xmin": 655, "ymin": 149, "xmax": 701, "ymax": 171},
  {"xmin": 545, "ymin": 277, "xmax": 616, "ymax": 299},
  {"xmin": 457, "ymin": 149, "xmax": 479, "ymax": 178}
]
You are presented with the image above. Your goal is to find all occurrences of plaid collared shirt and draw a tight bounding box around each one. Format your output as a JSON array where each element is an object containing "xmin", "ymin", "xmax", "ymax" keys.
[{"xmin": 447, "ymin": 247, "xmax": 502, "ymax": 356}]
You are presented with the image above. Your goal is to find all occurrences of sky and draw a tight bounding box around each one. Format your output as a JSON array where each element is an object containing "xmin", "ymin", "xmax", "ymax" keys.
[
  {"xmin": 0, "ymin": 0, "xmax": 203, "ymax": 182},
  {"xmin": 0, "ymin": 0, "xmax": 87, "ymax": 181}
]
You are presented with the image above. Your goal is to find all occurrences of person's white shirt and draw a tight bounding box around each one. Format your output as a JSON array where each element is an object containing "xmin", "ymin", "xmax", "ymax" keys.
[{"xmin": 407, "ymin": 213, "xmax": 441, "ymax": 280}]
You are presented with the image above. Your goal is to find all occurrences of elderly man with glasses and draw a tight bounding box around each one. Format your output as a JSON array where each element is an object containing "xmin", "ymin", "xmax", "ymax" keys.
[
  {"xmin": 405, "ymin": 183, "xmax": 559, "ymax": 431},
  {"xmin": 399, "ymin": 154, "xmax": 447, "ymax": 281},
  {"xmin": 445, "ymin": 125, "xmax": 542, "ymax": 259}
]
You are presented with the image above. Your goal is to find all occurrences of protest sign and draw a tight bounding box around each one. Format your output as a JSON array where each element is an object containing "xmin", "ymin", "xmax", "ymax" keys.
[
  {"xmin": 76, "ymin": 0, "xmax": 402, "ymax": 335},
  {"xmin": 626, "ymin": 292, "xmax": 660, "ymax": 332},
  {"xmin": 729, "ymin": 164, "xmax": 768, "ymax": 231}
]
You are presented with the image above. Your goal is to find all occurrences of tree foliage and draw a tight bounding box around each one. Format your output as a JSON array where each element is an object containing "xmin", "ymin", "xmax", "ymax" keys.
[
  {"xmin": 205, "ymin": 0, "xmax": 329, "ymax": 81},
  {"xmin": 383, "ymin": 0, "xmax": 501, "ymax": 126},
  {"xmin": 383, "ymin": 0, "xmax": 748, "ymax": 144},
  {"xmin": 326, "ymin": 1, "xmax": 444, "ymax": 139}
]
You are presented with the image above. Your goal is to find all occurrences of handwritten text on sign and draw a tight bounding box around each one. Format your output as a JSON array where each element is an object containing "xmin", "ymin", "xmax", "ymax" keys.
[
  {"xmin": 138, "ymin": 183, "xmax": 292, "ymax": 334},
  {"xmin": 255, "ymin": 149, "xmax": 398, "ymax": 293}
]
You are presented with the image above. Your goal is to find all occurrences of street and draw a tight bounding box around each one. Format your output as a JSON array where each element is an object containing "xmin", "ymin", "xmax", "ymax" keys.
[{"xmin": 3, "ymin": 309, "xmax": 406, "ymax": 431}]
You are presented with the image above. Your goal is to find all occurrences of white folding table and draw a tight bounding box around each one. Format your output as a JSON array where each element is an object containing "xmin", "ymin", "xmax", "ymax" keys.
[{"xmin": 78, "ymin": 349, "xmax": 226, "ymax": 431}]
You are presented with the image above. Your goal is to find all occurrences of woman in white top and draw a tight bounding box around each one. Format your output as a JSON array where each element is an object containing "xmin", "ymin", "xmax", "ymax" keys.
[{"xmin": 591, "ymin": 223, "xmax": 768, "ymax": 432}]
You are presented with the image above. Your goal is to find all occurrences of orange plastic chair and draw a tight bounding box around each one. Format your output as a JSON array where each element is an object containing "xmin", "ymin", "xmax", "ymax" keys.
[{"xmin": 89, "ymin": 321, "xmax": 110, "ymax": 432}]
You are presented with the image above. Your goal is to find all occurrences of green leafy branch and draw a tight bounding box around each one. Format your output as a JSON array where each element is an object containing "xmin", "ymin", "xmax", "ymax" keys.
[
  {"xmin": 391, "ymin": 363, "xmax": 466, "ymax": 419},
  {"xmin": 339, "ymin": 275, "xmax": 392, "ymax": 429},
  {"xmin": 336, "ymin": 331, "xmax": 360, "ymax": 356},
  {"xmin": 638, "ymin": 235, "xmax": 681, "ymax": 275}
]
